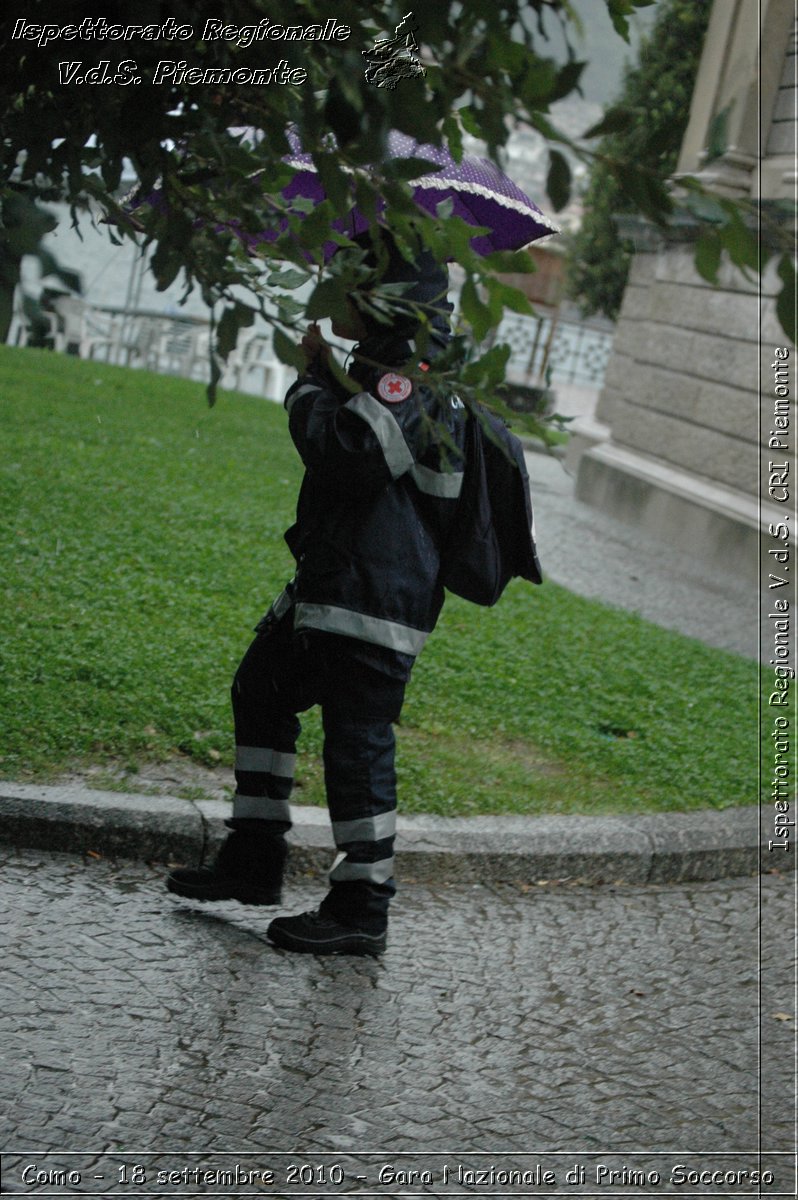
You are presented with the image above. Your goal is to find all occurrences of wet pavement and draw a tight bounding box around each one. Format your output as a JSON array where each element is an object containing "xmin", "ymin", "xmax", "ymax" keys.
[
  {"xmin": 0, "ymin": 847, "xmax": 794, "ymax": 1197},
  {"xmin": 523, "ymin": 452, "xmax": 756, "ymax": 661}
]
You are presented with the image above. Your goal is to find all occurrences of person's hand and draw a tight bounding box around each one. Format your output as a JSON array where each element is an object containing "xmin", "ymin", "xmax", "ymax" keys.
[{"xmin": 300, "ymin": 322, "xmax": 331, "ymax": 368}]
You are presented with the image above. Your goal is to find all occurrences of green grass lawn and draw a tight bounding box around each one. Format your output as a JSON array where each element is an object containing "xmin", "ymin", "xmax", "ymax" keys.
[{"xmin": 0, "ymin": 345, "xmax": 759, "ymax": 816}]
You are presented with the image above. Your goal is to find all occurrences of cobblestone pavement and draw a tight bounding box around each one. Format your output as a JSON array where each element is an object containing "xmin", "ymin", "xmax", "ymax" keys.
[{"xmin": 0, "ymin": 848, "xmax": 794, "ymax": 1197}]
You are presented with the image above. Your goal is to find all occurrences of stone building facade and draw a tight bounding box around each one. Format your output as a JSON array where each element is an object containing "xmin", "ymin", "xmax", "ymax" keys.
[{"xmin": 570, "ymin": 0, "xmax": 795, "ymax": 587}]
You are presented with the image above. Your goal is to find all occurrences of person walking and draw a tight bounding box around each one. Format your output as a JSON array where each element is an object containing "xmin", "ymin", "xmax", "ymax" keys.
[{"xmin": 166, "ymin": 234, "xmax": 467, "ymax": 955}]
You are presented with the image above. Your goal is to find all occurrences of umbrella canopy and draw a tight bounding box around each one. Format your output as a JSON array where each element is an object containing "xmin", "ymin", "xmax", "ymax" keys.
[
  {"xmin": 123, "ymin": 128, "xmax": 559, "ymax": 261},
  {"xmin": 276, "ymin": 129, "xmax": 559, "ymax": 258}
]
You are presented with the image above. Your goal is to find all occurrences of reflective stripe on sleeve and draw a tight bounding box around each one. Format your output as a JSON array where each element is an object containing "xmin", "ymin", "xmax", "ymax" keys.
[
  {"xmin": 345, "ymin": 392, "xmax": 415, "ymax": 479},
  {"xmin": 329, "ymin": 854, "xmax": 395, "ymax": 885},
  {"xmin": 409, "ymin": 462, "xmax": 463, "ymax": 498},
  {"xmin": 285, "ymin": 382, "xmax": 321, "ymax": 414},
  {"xmin": 331, "ymin": 811, "xmax": 397, "ymax": 846},
  {"xmin": 255, "ymin": 584, "xmax": 294, "ymax": 632},
  {"xmin": 232, "ymin": 794, "xmax": 292, "ymax": 822},
  {"xmin": 268, "ymin": 586, "xmax": 294, "ymax": 622},
  {"xmin": 235, "ymin": 746, "xmax": 297, "ymax": 777},
  {"xmin": 284, "ymin": 386, "xmax": 321, "ymax": 420},
  {"xmin": 294, "ymin": 602, "xmax": 428, "ymax": 655}
]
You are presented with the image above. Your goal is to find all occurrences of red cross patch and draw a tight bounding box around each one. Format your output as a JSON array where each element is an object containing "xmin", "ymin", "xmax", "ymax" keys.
[{"xmin": 377, "ymin": 372, "xmax": 412, "ymax": 403}]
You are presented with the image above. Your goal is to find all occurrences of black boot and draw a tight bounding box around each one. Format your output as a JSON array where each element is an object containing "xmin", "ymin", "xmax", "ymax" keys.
[
  {"xmin": 166, "ymin": 828, "xmax": 287, "ymax": 905},
  {"xmin": 267, "ymin": 910, "xmax": 386, "ymax": 956}
]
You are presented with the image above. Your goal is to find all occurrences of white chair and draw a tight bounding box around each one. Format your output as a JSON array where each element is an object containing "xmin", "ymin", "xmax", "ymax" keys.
[
  {"xmin": 49, "ymin": 295, "xmax": 86, "ymax": 354},
  {"xmin": 225, "ymin": 333, "xmax": 289, "ymax": 400}
]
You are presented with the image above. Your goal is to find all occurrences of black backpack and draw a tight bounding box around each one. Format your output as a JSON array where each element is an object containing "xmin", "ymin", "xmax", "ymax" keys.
[{"xmin": 440, "ymin": 406, "xmax": 542, "ymax": 606}]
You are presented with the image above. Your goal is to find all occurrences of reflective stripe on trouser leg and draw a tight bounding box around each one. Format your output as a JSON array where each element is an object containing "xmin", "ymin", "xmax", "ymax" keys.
[
  {"xmin": 320, "ymin": 715, "xmax": 398, "ymax": 931},
  {"xmin": 329, "ymin": 810, "xmax": 397, "ymax": 883},
  {"xmin": 231, "ymin": 649, "xmax": 302, "ymax": 835},
  {"xmin": 230, "ymin": 609, "xmax": 323, "ymax": 836},
  {"xmin": 232, "ymin": 744, "xmax": 296, "ymax": 829}
]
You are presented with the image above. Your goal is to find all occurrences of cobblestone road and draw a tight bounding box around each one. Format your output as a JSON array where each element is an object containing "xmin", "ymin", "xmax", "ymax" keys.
[{"xmin": 0, "ymin": 849, "xmax": 793, "ymax": 1197}]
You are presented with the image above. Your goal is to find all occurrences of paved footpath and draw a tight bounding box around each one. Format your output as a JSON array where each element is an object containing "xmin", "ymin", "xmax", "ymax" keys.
[
  {"xmin": 0, "ymin": 848, "xmax": 794, "ymax": 1198},
  {"xmin": 523, "ymin": 451, "xmax": 755, "ymax": 661}
]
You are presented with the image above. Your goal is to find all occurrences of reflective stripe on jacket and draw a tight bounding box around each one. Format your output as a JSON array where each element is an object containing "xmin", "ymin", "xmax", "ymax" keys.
[{"xmin": 283, "ymin": 370, "xmax": 466, "ymax": 658}]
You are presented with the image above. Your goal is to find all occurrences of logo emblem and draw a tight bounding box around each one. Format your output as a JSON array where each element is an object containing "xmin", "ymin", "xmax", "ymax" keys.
[
  {"xmin": 363, "ymin": 12, "xmax": 427, "ymax": 90},
  {"xmin": 377, "ymin": 373, "xmax": 413, "ymax": 403}
]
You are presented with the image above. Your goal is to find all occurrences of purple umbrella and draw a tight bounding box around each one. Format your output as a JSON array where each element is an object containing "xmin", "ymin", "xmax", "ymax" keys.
[
  {"xmin": 275, "ymin": 129, "xmax": 559, "ymax": 258},
  {"xmin": 123, "ymin": 128, "xmax": 559, "ymax": 260}
]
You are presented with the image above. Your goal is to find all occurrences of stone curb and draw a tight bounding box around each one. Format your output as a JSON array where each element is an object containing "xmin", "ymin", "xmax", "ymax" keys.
[{"xmin": 0, "ymin": 782, "xmax": 791, "ymax": 885}]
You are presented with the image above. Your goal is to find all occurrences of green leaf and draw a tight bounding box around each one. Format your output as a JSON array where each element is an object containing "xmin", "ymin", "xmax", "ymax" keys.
[
  {"xmin": 776, "ymin": 256, "xmax": 797, "ymax": 345},
  {"xmin": 206, "ymin": 353, "xmax": 222, "ymax": 408},
  {"xmin": 480, "ymin": 250, "xmax": 537, "ymax": 274},
  {"xmin": 354, "ymin": 178, "xmax": 379, "ymax": 226},
  {"xmin": 720, "ymin": 213, "xmax": 759, "ymax": 272},
  {"xmin": 605, "ymin": 0, "xmax": 655, "ymax": 41},
  {"xmin": 39, "ymin": 256, "xmax": 82, "ymax": 294},
  {"xmin": 314, "ymin": 153, "xmax": 351, "ymax": 215},
  {"xmin": 216, "ymin": 302, "xmax": 254, "ymax": 360},
  {"xmin": 272, "ymin": 327, "xmax": 305, "ymax": 371},
  {"xmin": 520, "ymin": 59, "xmax": 558, "ymax": 107},
  {"xmin": 463, "ymin": 341, "xmax": 511, "ymax": 386},
  {"xmin": 276, "ymin": 296, "xmax": 307, "ymax": 322},
  {"xmin": 2, "ymin": 195, "xmax": 57, "ymax": 255},
  {"xmin": 583, "ymin": 106, "xmax": 637, "ymax": 140},
  {"xmin": 705, "ymin": 104, "xmax": 730, "ymax": 165},
  {"xmin": 459, "ymin": 106, "xmax": 482, "ymax": 139},
  {"xmin": 149, "ymin": 243, "xmax": 182, "ymax": 292},
  {"xmin": 694, "ymin": 233, "xmax": 721, "ymax": 284},
  {"xmin": 685, "ymin": 192, "xmax": 726, "ymax": 224},
  {"xmin": 487, "ymin": 278, "xmax": 534, "ymax": 316},
  {"xmin": 294, "ymin": 200, "xmax": 337, "ymax": 259},
  {"xmin": 422, "ymin": 212, "xmax": 485, "ymax": 271},
  {"xmin": 606, "ymin": 0, "xmax": 632, "ymax": 42},
  {"xmin": 287, "ymin": 196, "xmax": 316, "ymax": 215},
  {"xmin": 549, "ymin": 59, "xmax": 586, "ymax": 103},
  {"xmin": 306, "ymin": 278, "xmax": 347, "ymax": 322},
  {"xmin": 547, "ymin": 149, "xmax": 571, "ymax": 212},
  {"xmin": 267, "ymin": 267, "xmax": 310, "ymax": 290},
  {"xmin": 101, "ymin": 158, "xmax": 123, "ymax": 192},
  {"xmin": 612, "ymin": 162, "xmax": 671, "ymax": 221},
  {"xmin": 460, "ymin": 276, "xmax": 493, "ymax": 343},
  {"xmin": 384, "ymin": 156, "xmax": 440, "ymax": 181},
  {"xmin": 486, "ymin": 32, "xmax": 527, "ymax": 75},
  {"xmin": 529, "ymin": 112, "xmax": 566, "ymax": 143},
  {"xmin": 441, "ymin": 115, "xmax": 463, "ymax": 164},
  {"xmin": 323, "ymin": 78, "xmax": 363, "ymax": 148}
]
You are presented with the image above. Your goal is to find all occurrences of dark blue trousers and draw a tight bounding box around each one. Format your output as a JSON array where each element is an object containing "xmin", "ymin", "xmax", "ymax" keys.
[{"xmin": 230, "ymin": 610, "xmax": 406, "ymax": 933}]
